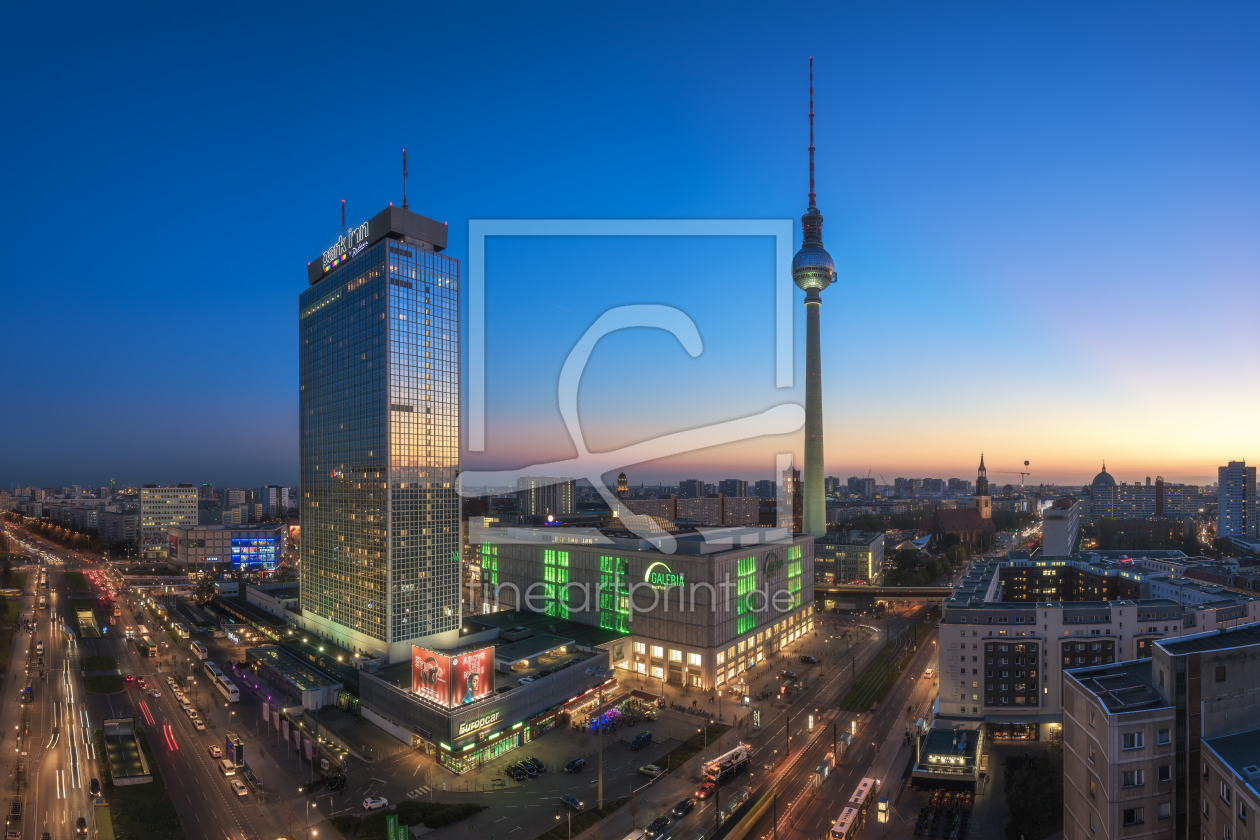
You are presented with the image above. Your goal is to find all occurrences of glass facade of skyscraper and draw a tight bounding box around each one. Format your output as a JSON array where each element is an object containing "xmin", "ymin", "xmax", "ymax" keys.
[{"xmin": 299, "ymin": 208, "xmax": 460, "ymax": 658}]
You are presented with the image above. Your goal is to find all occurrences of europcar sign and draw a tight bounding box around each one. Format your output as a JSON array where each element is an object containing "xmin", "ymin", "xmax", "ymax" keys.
[{"xmin": 456, "ymin": 710, "xmax": 501, "ymax": 736}]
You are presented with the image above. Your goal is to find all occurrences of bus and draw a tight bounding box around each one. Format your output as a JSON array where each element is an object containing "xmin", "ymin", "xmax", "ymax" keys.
[
  {"xmin": 38, "ymin": 596, "xmax": 46, "ymax": 610},
  {"xmin": 830, "ymin": 778, "xmax": 877, "ymax": 840},
  {"xmin": 138, "ymin": 635, "xmax": 157, "ymax": 657},
  {"xmin": 112, "ymin": 606, "xmax": 121, "ymax": 617},
  {"xmin": 190, "ymin": 641, "xmax": 208, "ymax": 661},
  {"xmin": 204, "ymin": 661, "xmax": 224, "ymax": 683},
  {"xmin": 136, "ymin": 625, "xmax": 148, "ymax": 638},
  {"xmin": 213, "ymin": 677, "xmax": 240, "ymax": 703},
  {"xmin": 172, "ymin": 622, "xmax": 188, "ymax": 639}
]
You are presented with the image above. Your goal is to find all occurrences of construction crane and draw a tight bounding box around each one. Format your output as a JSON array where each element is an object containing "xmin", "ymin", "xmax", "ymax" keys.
[{"xmin": 990, "ymin": 460, "xmax": 1032, "ymax": 487}]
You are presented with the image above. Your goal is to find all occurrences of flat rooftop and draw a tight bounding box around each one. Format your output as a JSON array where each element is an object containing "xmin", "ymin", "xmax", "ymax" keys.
[
  {"xmin": 473, "ymin": 522, "xmax": 794, "ymax": 555},
  {"xmin": 1065, "ymin": 659, "xmax": 1170, "ymax": 714},
  {"xmin": 1204, "ymin": 727, "xmax": 1260, "ymax": 782},
  {"xmin": 248, "ymin": 645, "xmax": 340, "ymax": 691},
  {"xmin": 375, "ymin": 611, "xmax": 621, "ymax": 691},
  {"xmin": 1158, "ymin": 624, "xmax": 1260, "ymax": 655},
  {"xmin": 919, "ymin": 727, "xmax": 979, "ymax": 769}
]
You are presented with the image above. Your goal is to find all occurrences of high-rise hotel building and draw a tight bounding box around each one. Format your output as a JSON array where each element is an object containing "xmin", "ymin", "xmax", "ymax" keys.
[{"xmin": 298, "ymin": 205, "xmax": 461, "ymax": 663}]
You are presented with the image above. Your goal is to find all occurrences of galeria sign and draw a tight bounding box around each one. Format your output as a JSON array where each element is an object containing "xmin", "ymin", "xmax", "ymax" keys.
[{"xmin": 645, "ymin": 561, "xmax": 685, "ymax": 588}]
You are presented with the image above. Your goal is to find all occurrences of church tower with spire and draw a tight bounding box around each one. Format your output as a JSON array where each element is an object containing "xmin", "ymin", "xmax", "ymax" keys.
[{"xmin": 973, "ymin": 453, "xmax": 992, "ymax": 519}]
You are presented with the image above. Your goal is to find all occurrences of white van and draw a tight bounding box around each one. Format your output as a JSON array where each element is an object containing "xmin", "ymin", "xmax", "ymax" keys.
[
  {"xmin": 218, "ymin": 760, "xmax": 236, "ymax": 776},
  {"xmin": 621, "ymin": 830, "xmax": 645, "ymax": 840}
]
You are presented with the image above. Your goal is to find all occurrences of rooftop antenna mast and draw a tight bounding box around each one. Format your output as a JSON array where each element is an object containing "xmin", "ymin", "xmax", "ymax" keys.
[
  {"xmin": 341, "ymin": 200, "xmax": 346, "ymax": 237},
  {"xmin": 402, "ymin": 149, "xmax": 409, "ymax": 210},
  {"xmin": 808, "ymin": 56, "xmax": 816, "ymax": 208}
]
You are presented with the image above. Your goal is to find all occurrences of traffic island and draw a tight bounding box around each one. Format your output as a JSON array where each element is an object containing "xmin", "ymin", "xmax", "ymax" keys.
[
  {"xmin": 530, "ymin": 799, "xmax": 628, "ymax": 840},
  {"xmin": 93, "ymin": 722, "xmax": 187, "ymax": 840},
  {"xmin": 332, "ymin": 802, "xmax": 488, "ymax": 840}
]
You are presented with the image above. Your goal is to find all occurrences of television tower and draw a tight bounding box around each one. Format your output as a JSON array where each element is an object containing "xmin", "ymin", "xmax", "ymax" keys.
[{"xmin": 792, "ymin": 57, "xmax": 835, "ymax": 538}]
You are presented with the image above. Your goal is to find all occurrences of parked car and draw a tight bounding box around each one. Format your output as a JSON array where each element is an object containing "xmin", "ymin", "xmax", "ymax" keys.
[
  {"xmin": 695, "ymin": 781, "xmax": 715, "ymax": 799},
  {"xmin": 525, "ymin": 756, "xmax": 546, "ymax": 773},
  {"xmin": 639, "ymin": 765, "xmax": 663, "ymax": 778},
  {"xmin": 560, "ymin": 794, "xmax": 583, "ymax": 811},
  {"xmin": 779, "ymin": 669, "xmax": 798, "ymax": 680},
  {"xmin": 505, "ymin": 766, "xmax": 526, "ymax": 781},
  {"xmin": 515, "ymin": 761, "xmax": 538, "ymax": 778},
  {"xmin": 230, "ymin": 780, "xmax": 248, "ymax": 796},
  {"xmin": 208, "ymin": 746, "xmax": 223, "ymax": 758},
  {"xmin": 194, "ymin": 721, "xmax": 206, "ymax": 731},
  {"xmin": 363, "ymin": 797, "xmax": 388, "ymax": 811},
  {"xmin": 630, "ymin": 731, "xmax": 652, "ymax": 750},
  {"xmin": 672, "ymin": 798, "xmax": 696, "ymax": 817},
  {"xmin": 799, "ymin": 655, "xmax": 818, "ymax": 664},
  {"xmin": 564, "ymin": 758, "xmax": 586, "ymax": 774}
]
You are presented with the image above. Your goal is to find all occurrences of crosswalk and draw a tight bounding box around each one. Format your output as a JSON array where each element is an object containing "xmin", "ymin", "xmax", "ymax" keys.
[{"xmin": 405, "ymin": 785, "xmax": 431, "ymax": 799}]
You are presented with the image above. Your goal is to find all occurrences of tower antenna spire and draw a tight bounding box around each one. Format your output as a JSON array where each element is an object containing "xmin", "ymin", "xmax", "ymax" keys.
[
  {"xmin": 402, "ymin": 149, "xmax": 409, "ymax": 210},
  {"xmin": 341, "ymin": 200, "xmax": 346, "ymax": 236},
  {"xmin": 808, "ymin": 56, "xmax": 816, "ymax": 208}
]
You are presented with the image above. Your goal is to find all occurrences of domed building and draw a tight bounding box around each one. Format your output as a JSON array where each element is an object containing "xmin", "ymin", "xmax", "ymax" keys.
[{"xmin": 1091, "ymin": 463, "xmax": 1116, "ymax": 488}]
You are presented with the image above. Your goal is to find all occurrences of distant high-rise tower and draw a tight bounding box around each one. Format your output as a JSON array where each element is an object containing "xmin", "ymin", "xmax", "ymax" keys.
[
  {"xmin": 1218, "ymin": 461, "xmax": 1257, "ymax": 540},
  {"xmin": 616, "ymin": 472, "xmax": 629, "ymax": 499},
  {"xmin": 973, "ymin": 454, "xmax": 992, "ymax": 520},
  {"xmin": 781, "ymin": 466, "xmax": 803, "ymax": 533},
  {"xmin": 299, "ymin": 204, "xmax": 461, "ymax": 663},
  {"xmin": 791, "ymin": 58, "xmax": 835, "ymax": 539}
]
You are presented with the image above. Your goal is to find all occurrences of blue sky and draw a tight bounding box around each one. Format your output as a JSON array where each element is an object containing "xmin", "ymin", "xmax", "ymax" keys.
[{"xmin": 1, "ymin": 2, "xmax": 1257, "ymax": 489}]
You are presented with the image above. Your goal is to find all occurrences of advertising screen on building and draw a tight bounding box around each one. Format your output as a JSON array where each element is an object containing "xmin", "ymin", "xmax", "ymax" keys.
[
  {"xmin": 411, "ymin": 646, "xmax": 451, "ymax": 704},
  {"xmin": 412, "ymin": 645, "xmax": 494, "ymax": 707},
  {"xmin": 449, "ymin": 647, "xmax": 494, "ymax": 706}
]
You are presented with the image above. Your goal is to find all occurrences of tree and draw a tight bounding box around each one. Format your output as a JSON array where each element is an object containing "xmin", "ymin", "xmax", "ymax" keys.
[
  {"xmin": 0, "ymin": 558, "xmax": 11, "ymax": 589},
  {"xmin": 944, "ymin": 544, "xmax": 967, "ymax": 568},
  {"xmin": 193, "ymin": 578, "xmax": 217, "ymax": 606}
]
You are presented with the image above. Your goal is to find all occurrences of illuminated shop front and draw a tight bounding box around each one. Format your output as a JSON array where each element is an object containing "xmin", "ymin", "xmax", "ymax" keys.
[
  {"xmin": 356, "ymin": 612, "xmax": 623, "ymax": 774},
  {"xmin": 475, "ymin": 524, "xmax": 817, "ymax": 692}
]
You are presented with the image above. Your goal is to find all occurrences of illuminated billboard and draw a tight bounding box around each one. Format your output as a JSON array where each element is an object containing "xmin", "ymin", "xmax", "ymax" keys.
[
  {"xmin": 412, "ymin": 645, "xmax": 495, "ymax": 707},
  {"xmin": 450, "ymin": 648, "xmax": 494, "ymax": 706},
  {"xmin": 411, "ymin": 647, "xmax": 450, "ymax": 704}
]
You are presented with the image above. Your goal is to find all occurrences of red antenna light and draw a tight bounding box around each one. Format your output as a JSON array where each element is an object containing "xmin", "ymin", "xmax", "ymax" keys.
[
  {"xmin": 808, "ymin": 56, "xmax": 816, "ymax": 208},
  {"xmin": 341, "ymin": 200, "xmax": 346, "ymax": 236},
  {"xmin": 403, "ymin": 149, "xmax": 409, "ymax": 210}
]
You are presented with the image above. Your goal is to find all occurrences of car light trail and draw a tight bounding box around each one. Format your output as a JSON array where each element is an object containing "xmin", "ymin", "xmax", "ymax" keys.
[{"xmin": 139, "ymin": 701, "xmax": 155, "ymax": 726}]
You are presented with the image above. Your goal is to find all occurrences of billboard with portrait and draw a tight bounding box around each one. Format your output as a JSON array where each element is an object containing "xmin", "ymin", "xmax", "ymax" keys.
[
  {"xmin": 412, "ymin": 645, "xmax": 494, "ymax": 707},
  {"xmin": 448, "ymin": 647, "xmax": 494, "ymax": 706},
  {"xmin": 411, "ymin": 646, "xmax": 451, "ymax": 704}
]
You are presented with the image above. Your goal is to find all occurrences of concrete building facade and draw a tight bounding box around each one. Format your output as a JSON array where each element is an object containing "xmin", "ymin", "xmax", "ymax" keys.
[{"xmin": 139, "ymin": 484, "xmax": 197, "ymax": 559}]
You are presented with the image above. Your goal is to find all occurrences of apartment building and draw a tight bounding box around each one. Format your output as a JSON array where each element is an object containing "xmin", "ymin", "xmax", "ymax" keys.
[
  {"xmin": 935, "ymin": 555, "xmax": 1260, "ymax": 741},
  {"xmin": 1064, "ymin": 624, "xmax": 1260, "ymax": 840}
]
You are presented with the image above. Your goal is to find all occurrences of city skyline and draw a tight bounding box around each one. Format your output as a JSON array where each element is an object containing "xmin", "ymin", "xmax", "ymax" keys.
[{"xmin": 2, "ymin": 4, "xmax": 1258, "ymax": 489}]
